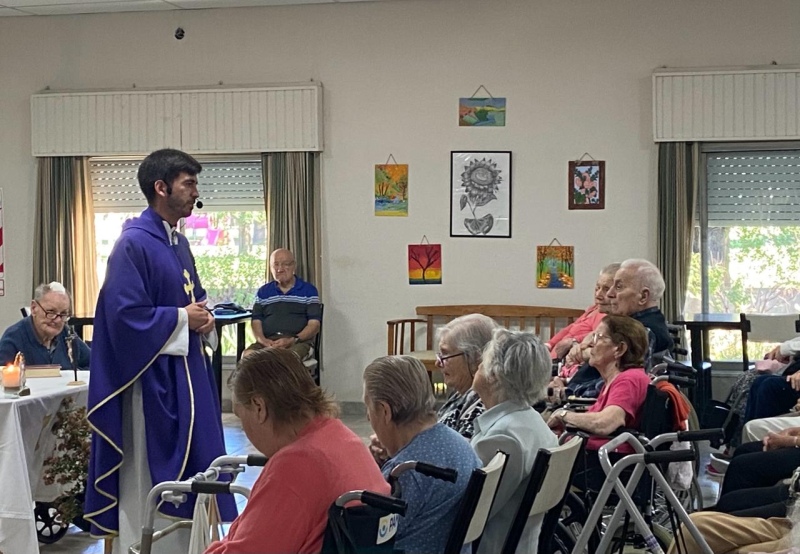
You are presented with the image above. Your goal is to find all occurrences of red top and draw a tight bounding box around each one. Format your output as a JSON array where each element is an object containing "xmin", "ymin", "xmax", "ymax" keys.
[
  {"xmin": 547, "ymin": 305, "xmax": 605, "ymax": 359},
  {"xmin": 206, "ymin": 417, "xmax": 390, "ymax": 554},
  {"xmin": 586, "ymin": 369, "xmax": 650, "ymax": 453}
]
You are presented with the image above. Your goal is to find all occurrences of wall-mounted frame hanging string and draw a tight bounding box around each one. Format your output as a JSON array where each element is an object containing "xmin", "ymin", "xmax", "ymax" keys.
[
  {"xmin": 546, "ymin": 237, "xmax": 564, "ymax": 247},
  {"xmin": 419, "ymin": 235, "xmax": 430, "ymax": 245},
  {"xmin": 469, "ymin": 85, "xmax": 495, "ymax": 99},
  {"xmin": 574, "ymin": 152, "xmax": 597, "ymax": 164},
  {"xmin": 384, "ymin": 154, "xmax": 399, "ymax": 165}
]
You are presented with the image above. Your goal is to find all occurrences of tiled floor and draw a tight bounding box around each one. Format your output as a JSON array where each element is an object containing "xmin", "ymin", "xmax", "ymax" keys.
[{"xmin": 39, "ymin": 413, "xmax": 720, "ymax": 554}]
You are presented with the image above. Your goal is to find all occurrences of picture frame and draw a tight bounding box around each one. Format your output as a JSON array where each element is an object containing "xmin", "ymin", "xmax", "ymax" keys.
[
  {"xmin": 450, "ymin": 151, "xmax": 512, "ymax": 238},
  {"xmin": 568, "ymin": 160, "xmax": 605, "ymax": 210}
]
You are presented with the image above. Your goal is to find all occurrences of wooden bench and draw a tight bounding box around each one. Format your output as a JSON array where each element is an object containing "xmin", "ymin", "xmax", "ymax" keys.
[{"xmin": 387, "ymin": 304, "xmax": 586, "ymax": 372}]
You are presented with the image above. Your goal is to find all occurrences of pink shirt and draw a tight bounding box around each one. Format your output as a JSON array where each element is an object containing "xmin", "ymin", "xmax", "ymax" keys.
[
  {"xmin": 547, "ymin": 305, "xmax": 605, "ymax": 359},
  {"xmin": 205, "ymin": 417, "xmax": 390, "ymax": 554},
  {"xmin": 586, "ymin": 369, "xmax": 650, "ymax": 453}
]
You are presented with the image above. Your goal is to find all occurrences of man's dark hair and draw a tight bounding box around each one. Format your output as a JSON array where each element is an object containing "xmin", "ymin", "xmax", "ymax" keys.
[{"xmin": 137, "ymin": 149, "xmax": 202, "ymax": 204}]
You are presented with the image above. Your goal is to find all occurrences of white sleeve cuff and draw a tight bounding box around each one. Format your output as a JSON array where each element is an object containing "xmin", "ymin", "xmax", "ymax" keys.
[
  {"xmin": 162, "ymin": 308, "xmax": 190, "ymax": 356},
  {"xmin": 204, "ymin": 326, "xmax": 219, "ymax": 352}
]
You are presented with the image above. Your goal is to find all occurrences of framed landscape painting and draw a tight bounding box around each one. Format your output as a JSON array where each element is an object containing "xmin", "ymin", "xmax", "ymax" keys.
[{"xmin": 450, "ymin": 151, "xmax": 512, "ymax": 238}]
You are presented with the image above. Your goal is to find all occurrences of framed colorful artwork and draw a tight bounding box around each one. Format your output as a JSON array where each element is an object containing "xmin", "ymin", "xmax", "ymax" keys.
[
  {"xmin": 450, "ymin": 151, "xmax": 512, "ymax": 238},
  {"xmin": 375, "ymin": 164, "xmax": 408, "ymax": 216},
  {"xmin": 408, "ymin": 243, "xmax": 442, "ymax": 285},
  {"xmin": 568, "ymin": 160, "xmax": 605, "ymax": 210},
  {"xmin": 459, "ymin": 97, "xmax": 507, "ymax": 127},
  {"xmin": 536, "ymin": 245, "xmax": 574, "ymax": 289}
]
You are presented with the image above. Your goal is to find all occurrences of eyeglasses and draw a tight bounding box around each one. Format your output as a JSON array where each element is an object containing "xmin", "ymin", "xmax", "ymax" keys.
[
  {"xmin": 34, "ymin": 300, "xmax": 71, "ymax": 322},
  {"xmin": 436, "ymin": 351, "xmax": 465, "ymax": 365},
  {"xmin": 591, "ymin": 332, "xmax": 612, "ymax": 343}
]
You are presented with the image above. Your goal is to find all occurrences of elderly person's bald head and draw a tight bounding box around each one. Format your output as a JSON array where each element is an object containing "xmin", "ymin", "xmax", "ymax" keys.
[
  {"xmin": 269, "ymin": 248, "xmax": 296, "ymax": 286},
  {"xmin": 607, "ymin": 259, "xmax": 665, "ymax": 316}
]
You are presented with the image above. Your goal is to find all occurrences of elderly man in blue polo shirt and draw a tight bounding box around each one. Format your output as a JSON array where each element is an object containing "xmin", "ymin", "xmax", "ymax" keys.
[{"xmin": 250, "ymin": 248, "xmax": 321, "ymax": 359}]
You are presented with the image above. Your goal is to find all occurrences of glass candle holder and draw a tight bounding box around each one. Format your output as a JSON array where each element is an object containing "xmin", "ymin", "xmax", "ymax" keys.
[{"xmin": 2, "ymin": 364, "xmax": 22, "ymax": 396}]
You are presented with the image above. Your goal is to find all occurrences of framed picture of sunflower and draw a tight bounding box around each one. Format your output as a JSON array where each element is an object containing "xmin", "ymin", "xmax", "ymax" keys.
[
  {"xmin": 568, "ymin": 160, "xmax": 605, "ymax": 210},
  {"xmin": 450, "ymin": 151, "xmax": 512, "ymax": 238}
]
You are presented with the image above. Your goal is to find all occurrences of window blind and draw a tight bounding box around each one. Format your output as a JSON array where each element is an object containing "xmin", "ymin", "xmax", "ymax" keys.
[
  {"xmin": 707, "ymin": 150, "xmax": 800, "ymax": 226},
  {"xmin": 90, "ymin": 158, "xmax": 264, "ymax": 212}
]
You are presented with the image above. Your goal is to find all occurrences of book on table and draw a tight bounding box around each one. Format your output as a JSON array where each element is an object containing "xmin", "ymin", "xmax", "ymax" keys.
[{"xmin": 25, "ymin": 365, "xmax": 63, "ymax": 378}]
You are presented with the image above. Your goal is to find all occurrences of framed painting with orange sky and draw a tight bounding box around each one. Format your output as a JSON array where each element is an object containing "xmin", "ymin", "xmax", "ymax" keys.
[
  {"xmin": 375, "ymin": 164, "xmax": 408, "ymax": 216},
  {"xmin": 408, "ymin": 244, "xmax": 442, "ymax": 285}
]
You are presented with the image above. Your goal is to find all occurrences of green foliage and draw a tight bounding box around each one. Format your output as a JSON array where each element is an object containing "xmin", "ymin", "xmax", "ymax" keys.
[
  {"xmin": 195, "ymin": 254, "xmax": 264, "ymax": 307},
  {"xmin": 42, "ymin": 397, "xmax": 90, "ymax": 524},
  {"xmin": 687, "ymin": 226, "xmax": 800, "ymax": 360}
]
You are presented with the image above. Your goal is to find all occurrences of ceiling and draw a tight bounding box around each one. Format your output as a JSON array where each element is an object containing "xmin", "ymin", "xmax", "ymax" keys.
[{"xmin": 0, "ymin": 0, "xmax": 391, "ymax": 17}]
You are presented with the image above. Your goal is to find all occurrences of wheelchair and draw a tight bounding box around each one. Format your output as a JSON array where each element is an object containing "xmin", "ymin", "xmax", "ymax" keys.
[
  {"xmin": 130, "ymin": 455, "xmax": 464, "ymax": 554},
  {"xmin": 549, "ymin": 371, "xmax": 720, "ymax": 554}
]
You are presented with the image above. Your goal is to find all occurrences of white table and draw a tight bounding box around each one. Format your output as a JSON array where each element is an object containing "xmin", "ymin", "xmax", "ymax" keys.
[{"xmin": 0, "ymin": 371, "xmax": 90, "ymax": 553}]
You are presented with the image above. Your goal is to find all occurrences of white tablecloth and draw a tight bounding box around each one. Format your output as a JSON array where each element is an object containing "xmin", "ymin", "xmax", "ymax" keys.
[{"xmin": 0, "ymin": 370, "xmax": 90, "ymax": 553}]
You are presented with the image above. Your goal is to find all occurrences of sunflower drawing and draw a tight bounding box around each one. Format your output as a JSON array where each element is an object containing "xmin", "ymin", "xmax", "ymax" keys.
[{"xmin": 458, "ymin": 157, "xmax": 503, "ymax": 235}]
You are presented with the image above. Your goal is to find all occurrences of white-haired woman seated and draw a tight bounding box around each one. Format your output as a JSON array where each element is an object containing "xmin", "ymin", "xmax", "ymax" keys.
[
  {"xmin": 364, "ymin": 355, "xmax": 482, "ymax": 554},
  {"xmin": 471, "ymin": 329, "xmax": 558, "ymax": 553},
  {"xmin": 370, "ymin": 313, "xmax": 497, "ymax": 463}
]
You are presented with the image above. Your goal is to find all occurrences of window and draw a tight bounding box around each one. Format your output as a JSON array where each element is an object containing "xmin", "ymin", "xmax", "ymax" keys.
[
  {"xmin": 685, "ymin": 143, "xmax": 800, "ymax": 360},
  {"xmin": 90, "ymin": 157, "xmax": 267, "ymax": 355}
]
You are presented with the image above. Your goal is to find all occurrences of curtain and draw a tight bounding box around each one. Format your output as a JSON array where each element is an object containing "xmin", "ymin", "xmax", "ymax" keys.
[
  {"xmin": 33, "ymin": 157, "xmax": 99, "ymax": 317},
  {"xmin": 657, "ymin": 142, "xmax": 699, "ymax": 323},
  {"xmin": 262, "ymin": 152, "xmax": 321, "ymax": 291}
]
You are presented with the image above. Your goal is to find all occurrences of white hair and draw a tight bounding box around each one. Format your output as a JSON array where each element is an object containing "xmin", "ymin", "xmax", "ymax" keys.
[
  {"xmin": 481, "ymin": 329, "xmax": 551, "ymax": 405},
  {"xmin": 33, "ymin": 282, "xmax": 71, "ymax": 304},
  {"xmin": 438, "ymin": 314, "xmax": 499, "ymax": 375},
  {"xmin": 620, "ymin": 259, "xmax": 666, "ymax": 302}
]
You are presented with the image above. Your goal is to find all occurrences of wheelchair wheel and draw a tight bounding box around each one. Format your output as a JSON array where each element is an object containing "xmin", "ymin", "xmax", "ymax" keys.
[
  {"xmin": 560, "ymin": 492, "xmax": 600, "ymax": 552},
  {"xmin": 34, "ymin": 502, "xmax": 69, "ymax": 544},
  {"xmin": 548, "ymin": 521, "xmax": 575, "ymax": 554}
]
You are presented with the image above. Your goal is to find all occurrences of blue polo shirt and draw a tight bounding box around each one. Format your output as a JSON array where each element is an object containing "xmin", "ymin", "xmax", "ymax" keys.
[{"xmin": 252, "ymin": 276, "xmax": 321, "ymax": 338}]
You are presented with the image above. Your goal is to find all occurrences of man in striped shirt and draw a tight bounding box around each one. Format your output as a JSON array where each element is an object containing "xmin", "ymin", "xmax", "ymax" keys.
[{"xmin": 250, "ymin": 248, "xmax": 321, "ymax": 359}]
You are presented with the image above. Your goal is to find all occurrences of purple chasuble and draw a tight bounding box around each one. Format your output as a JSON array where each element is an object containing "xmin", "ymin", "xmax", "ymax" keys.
[{"xmin": 85, "ymin": 207, "xmax": 235, "ymax": 537}]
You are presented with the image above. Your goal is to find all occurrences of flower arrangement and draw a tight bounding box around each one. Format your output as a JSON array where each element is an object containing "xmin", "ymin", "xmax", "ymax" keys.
[{"xmin": 41, "ymin": 396, "xmax": 90, "ymax": 524}]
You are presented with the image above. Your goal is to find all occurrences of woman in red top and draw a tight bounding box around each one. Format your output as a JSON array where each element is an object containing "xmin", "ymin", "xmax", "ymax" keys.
[
  {"xmin": 547, "ymin": 315, "xmax": 651, "ymax": 491},
  {"xmin": 206, "ymin": 349, "xmax": 389, "ymax": 554}
]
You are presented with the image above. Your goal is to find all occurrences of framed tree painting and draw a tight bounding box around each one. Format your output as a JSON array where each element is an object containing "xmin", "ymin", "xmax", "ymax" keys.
[
  {"xmin": 450, "ymin": 151, "xmax": 512, "ymax": 237},
  {"xmin": 408, "ymin": 243, "xmax": 442, "ymax": 285},
  {"xmin": 568, "ymin": 160, "xmax": 605, "ymax": 210}
]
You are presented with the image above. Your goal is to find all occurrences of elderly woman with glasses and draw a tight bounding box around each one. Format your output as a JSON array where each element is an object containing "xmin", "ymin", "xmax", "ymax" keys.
[
  {"xmin": 206, "ymin": 348, "xmax": 389, "ymax": 554},
  {"xmin": 547, "ymin": 315, "xmax": 651, "ymax": 489},
  {"xmin": 0, "ymin": 281, "xmax": 90, "ymax": 369},
  {"xmin": 369, "ymin": 314, "xmax": 497, "ymax": 463},
  {"xmin": 470, "ymin": 329, "xmax": 558, "ymax": 554},
  {"xmin": 364, "ymin": 355, "xmax": 482, "ymax": 554}
]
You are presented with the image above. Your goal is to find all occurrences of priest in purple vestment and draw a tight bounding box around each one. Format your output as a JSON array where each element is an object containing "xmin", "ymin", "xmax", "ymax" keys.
[{"xmin": 85, "ymin": 149, "xmax": 236, "ymax": 545}]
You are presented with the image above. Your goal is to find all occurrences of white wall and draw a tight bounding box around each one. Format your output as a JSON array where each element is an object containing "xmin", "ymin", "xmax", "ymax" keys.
[{"xmin": 0, "ymin": 0, "xmax": 798, "ymax": 401}]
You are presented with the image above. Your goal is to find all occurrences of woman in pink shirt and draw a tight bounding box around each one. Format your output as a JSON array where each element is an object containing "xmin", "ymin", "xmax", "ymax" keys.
[{"xmin": 206, "ymin": 349, "xmax": 389, "ymax": 554}]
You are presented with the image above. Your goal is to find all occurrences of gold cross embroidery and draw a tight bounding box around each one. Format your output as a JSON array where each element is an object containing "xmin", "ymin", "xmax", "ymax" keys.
[{"xmin": 183, "ymin": 269, "xmax": 195, "ymax": 302}]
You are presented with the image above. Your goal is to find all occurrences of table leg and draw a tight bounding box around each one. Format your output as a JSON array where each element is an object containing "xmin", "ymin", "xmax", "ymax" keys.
[
  {"xmin": 212, "ymin": 325, "xmax": 223, "ymax": 406},
  {"xmin": 236, "ymin": 322, "xmax": 246, "ymax": 361}
]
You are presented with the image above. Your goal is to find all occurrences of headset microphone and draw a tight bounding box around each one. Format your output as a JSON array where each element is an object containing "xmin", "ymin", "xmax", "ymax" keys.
[{"xmin": 195, "ymin": 200, "xmax": 204, "ymax": 209}]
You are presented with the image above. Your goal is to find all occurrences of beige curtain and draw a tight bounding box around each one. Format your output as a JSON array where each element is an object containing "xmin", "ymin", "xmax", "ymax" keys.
[
  {"xmin": 657, "ymin": 142, "xmax": 700, "ymax": 323},
  {"xmin": 262, "ymin": 152, "xmax": 321, "ymax": 290},
  {"xmin": 33, "ymin": 157, "xmax": 99, "ymax": 317}
]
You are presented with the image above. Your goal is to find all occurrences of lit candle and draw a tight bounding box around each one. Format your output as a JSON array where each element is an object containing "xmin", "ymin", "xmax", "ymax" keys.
[{"xmin": 2, "ymin": 364, "xmax": 20, "ymax": 388}]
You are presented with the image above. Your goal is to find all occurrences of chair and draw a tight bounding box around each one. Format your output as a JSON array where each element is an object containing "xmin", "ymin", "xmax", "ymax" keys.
[
  {"xmin": 305, "ymin": 304, "xmax": 324, "ymax": 385},
  {"xmin": 386, "ymin": 317, "xmax": 437, "ymax": 372},
  {"xmin": 740, "ymin": 313, "xmax": 800, "ymax": 371},
  {"xmin": 443, "ymin": 450, "xmax": 508, "ymax": 554},
  {"xmin": 501, "ymin": 436, "xmax": 582, "ymax": 554}
]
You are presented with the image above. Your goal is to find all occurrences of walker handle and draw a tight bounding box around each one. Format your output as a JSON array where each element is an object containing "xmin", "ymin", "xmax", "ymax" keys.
[
  {"xmin": 414, "ymin": 463, "xmax": 458, "ymax": 483},
  {"xmin": 677, "ymin": 428, "xmax": 724, "ymax": 443},
  {"xmin": 360, "ymin": 491, "xmax": 408, "ymax": 516},
  {"xmin": 191, "ymin": 481, "xmax": 231, "ymax": 495},
  {"xmin": 643, "ymin": 449, "xmax": 696, "ymax": 465},
  {"xmin": 246, "ymin": 455, "xmax": 268, "ymax": 466}
]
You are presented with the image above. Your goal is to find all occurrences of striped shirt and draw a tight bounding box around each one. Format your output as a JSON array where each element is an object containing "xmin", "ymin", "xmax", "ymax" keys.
[{"xmin": 252, "ymin": 276, "xmax": 321, "ymax": 338}]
